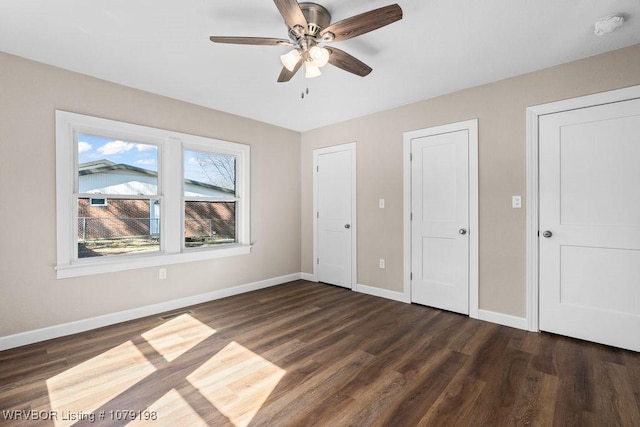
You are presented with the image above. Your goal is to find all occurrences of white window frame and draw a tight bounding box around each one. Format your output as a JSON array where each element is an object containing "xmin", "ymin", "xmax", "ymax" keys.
[
  {"xmin": 55, "ymin": 111, "xmax": 251, "ymax": 279},
  {"xmin": 182, "ymin": 144, "xmax": 240, "ymax": 252}
]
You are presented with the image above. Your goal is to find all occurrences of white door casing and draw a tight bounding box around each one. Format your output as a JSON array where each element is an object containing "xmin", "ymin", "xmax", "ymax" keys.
[
  {"xmin": 313, "ymin": 143, "xmax": 356, "ymax": 289},
  {"xmin": 537, "ymin": 98, "xmax": 640, "ymax": 352},
  {"xmin": 405, "ymin": 120, "xmax": 478, "ymax": 316}
]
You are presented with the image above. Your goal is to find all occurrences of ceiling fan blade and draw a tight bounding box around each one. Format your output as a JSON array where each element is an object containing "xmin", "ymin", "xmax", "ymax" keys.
[
  {"xmin": 209, "ymin": 36, "xmax": 291, "ymax": 46},
  {"xmin": 273, "ymin": 0, "xmax": 308, "ymax": 31},
  {"xmin": 327, "ymin": 47, "xmax": 372, "ymax": 77},
  {"xmin": 320, "ymin": 4, "xmax": 402, "ymax": 42},
  {"xmin": 277, "ymin": 58, "xmax": 304, "ymax": 82}
]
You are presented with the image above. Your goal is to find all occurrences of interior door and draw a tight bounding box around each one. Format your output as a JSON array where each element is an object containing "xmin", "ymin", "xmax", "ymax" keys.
[
  {"xmin": 539, "ymin": 98, "xmax": 640, "ymax": 352},
  {"xmin": 411, "ymin": 129, "xmax": 469, "ymax": 314},
  {"xmin": 316, "ymin": 146, "xmax": 354, "ymax": 288}
]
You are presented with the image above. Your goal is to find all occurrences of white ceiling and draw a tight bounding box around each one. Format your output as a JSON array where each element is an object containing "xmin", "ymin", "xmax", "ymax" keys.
[{"xmin": 1, "ymin": 1, "xmax": 639, "ymax": 131}]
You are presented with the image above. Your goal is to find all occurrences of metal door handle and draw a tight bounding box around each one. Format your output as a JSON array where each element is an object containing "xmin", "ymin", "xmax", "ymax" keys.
[
  {"xmin": 344, "ymin": 224, "xmax": 351, "ymax": 229},
  {"xmin": 459, "ymin": 228, "xmax": 467, "ymax": 235},
  {"xmin": 543, "ymin": 230, "xmax": 552, "ymax": 238}
]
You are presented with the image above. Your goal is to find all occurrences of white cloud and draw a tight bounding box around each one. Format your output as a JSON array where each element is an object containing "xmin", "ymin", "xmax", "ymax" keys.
[
  {"xmin": 136, "ymin": 143, "xmax": 156, "ymax": 152},
  {"xmin": 98, "ymin": 140, "xmax": 135, "ymax": 155},
  {"xmin": 136, "ymin": 159, "xmax": 156, "ymax": 166},
  {"xmin": 78, "ymin": 141, "xmax": 92, "ymax": 154}
]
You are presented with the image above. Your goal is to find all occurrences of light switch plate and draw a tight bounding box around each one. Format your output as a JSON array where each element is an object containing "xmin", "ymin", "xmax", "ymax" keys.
[{"xmin": 379, "ymin": 199, "xmax": 385, "ymax": 209}]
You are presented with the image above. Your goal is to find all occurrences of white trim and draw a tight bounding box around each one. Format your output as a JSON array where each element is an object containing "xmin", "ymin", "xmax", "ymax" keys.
[
  {"xmin": 478, "ymin": 309, "xmax": 528, "ymax": 331},
  {"xmin": 468, "ymin": 121, "xmax": 479, "ymax": 319},
  {"xmin": 525, "ymin": 84, "xmax": 640, "ymax": 333},
  {"xmin": 403, "ymin": 119, "xmax": 479, "ymax": 318},
  {"xmin": 525, "ymin": 107, "xmax": 540, "ymax": 332},
  {"xmin": 55, "ymin": 245, "xmax": 252, "ymax": 279},
  {"xmin": 0, "ymin": 273, "xmax": 302, "ymax": 351},
  {"xmin": 55, "ymin": 110, "xmax": 250, "ymax": 279},
  {"xmin": 402, "ymin": 137, "xmax": 412, "ymax": 302},
  {"xmin": 312, "ymin": 142, "xmax": 357, "ymax": 290},
  {"xmin": 301, "ymin": 272, "xmax": 317, "ymax": 282},
  {"xmin": 355, "ymin": 283, "xmax": 410, "ymax": 303}
]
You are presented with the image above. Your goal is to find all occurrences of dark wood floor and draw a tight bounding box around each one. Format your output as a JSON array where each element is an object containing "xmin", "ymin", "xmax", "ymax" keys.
[{"xmin": 1, "ymin": 280, "xmax": 639, "ymax": 426}]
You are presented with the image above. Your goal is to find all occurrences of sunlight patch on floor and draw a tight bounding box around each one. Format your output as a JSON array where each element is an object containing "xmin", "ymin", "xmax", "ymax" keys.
[
  {"xmin": 128, "ymin": 388, "xmax": 208, "ymax": 427},
  {"xmin": 46, "ymin": 340, "xmax": 156, "ymax": 427},
  {"xmin": 187, "ymin": 341, "xmax": 286, "ymax": 427},
  {"xmin": 141, "ymin": 314, "xmax": 216, "ymax": 362}
]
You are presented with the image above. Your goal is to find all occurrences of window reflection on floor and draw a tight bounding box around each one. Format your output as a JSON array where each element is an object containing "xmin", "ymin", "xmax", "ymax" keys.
[
  {"xmin": 46, "ymin": 341, "xmax": 156, "ymax": 427},
  {"xmin": 44, "ymin": 314, "xmax": 285, "ymax": 427},
  {"xmin": 187, "ymin": 341, "xmax": 286, "ymax": 426},
  {"xmin": 142, "ymin": 314, "xmax": 215, "ymax": 362}
]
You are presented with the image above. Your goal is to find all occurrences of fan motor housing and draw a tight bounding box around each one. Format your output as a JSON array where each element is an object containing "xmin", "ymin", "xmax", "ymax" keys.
[{"xmin": 293, "ymin": 2, "xmax": 331, "ymax": 38}]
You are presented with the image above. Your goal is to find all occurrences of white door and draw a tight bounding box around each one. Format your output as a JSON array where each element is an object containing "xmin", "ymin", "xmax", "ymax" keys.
[
  {"xmin": 539, "ymin": 98, "xmax": 640, "ymax": 352},
  {"xmin": 315, "ymin": 145, "xmax": 355, "ymax": 288},
  {"xmin": 410, "ymin": 129, "xmax": 470, "ymax": 314}
]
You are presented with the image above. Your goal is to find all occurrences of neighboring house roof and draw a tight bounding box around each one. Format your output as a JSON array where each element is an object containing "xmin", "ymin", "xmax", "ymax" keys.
[{"xmin": 79, "ymin": 160, "xmax": 234, "ymax": 194}]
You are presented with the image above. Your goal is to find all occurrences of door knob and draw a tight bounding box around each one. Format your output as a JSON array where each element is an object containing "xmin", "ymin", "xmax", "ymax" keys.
[
  {"xmin": 459, "ymin": 228, "xmax": 467, "ymax": 235},
  {"xmin": 543, "ymin": 230, "xmax": 552, "ymax": 238},
  {"xmin": 344, "ymin": 224, "xmax": 351, "ymax": 229}
]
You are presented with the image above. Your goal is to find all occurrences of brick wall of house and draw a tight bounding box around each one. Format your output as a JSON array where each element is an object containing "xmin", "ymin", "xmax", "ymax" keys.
[
  {"xmin": 184, "ymin": 201, "xmax": 235, "ymax": 240},
  {"xmin": 78, "ymin": 198, "xmax": 152, "ymax": 239},
  {"xmin": 77, "ymin": 198, "xmax": 235, "ymax": 240}
]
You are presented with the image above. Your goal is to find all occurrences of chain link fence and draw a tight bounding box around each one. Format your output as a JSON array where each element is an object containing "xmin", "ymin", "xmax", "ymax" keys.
[
  {"xmin": 78, "ymin": 217, "xmax": 159, "ymax": 240},
  {"xmin": 77, "ymin": 199, "xmax": 235, "ymax": 256}
]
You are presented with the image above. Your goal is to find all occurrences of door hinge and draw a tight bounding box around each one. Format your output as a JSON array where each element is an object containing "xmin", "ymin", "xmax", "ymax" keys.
[
  {"xmin": 410, "ymin": 272, "xmax": 413, "ymax": 280},
  {"xmin": 316, "ymin": 165, "xmax": 319, "ymax": 172},
  {"xmin": 410, "ymin": 152, "xmax": 413, "ymax": 161},
  {"xmin": 317, "ymin": 258, "xmax": 319, "ymax": 265},
  {"xmin": 410, "ymin": 212, "xmax": 413, "ymax": 221},
  {"xmin": 317, "ymin": 212, "xmax": 319, "ymax": 219}
]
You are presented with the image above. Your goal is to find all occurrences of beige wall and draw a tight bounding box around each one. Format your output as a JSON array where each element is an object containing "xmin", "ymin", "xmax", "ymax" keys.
[
  {"xmin": 2, "ymin": 44, "xmax": 640, "ymax": 339},
  {"xmin": 0, "ymin": 52, "xmax": 301, "ymax": 337},
  {"xmin": 301, "ymin": 44, "xmax": 640, "ymax": 317}
]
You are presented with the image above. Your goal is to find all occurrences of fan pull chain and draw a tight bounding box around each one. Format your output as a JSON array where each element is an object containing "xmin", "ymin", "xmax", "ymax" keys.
[{"xmin": 301, "ymin": 86, "xmax": 310, "ymax": 99}]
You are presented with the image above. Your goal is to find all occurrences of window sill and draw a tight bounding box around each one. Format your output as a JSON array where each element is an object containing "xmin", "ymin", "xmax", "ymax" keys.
[{"xmin": 55, "ymin": 244, "xmax": 252, "ymax": 279}]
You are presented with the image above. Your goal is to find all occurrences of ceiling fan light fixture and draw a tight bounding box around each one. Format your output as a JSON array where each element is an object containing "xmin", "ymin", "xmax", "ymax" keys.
[
  {"xmin": 309, "ymin": 46, "xmax": 330, "ymax": 67},
  {"xmin": 305, "ymin": 61, "xmax": 322, "ymax": 79},
  {"xmin": 280, "ymin": 49, "xmax": 301, "ymax": 71},
  {"xmin": 210, "ymin": 3, "xmax": 403, "ymax": 83}
]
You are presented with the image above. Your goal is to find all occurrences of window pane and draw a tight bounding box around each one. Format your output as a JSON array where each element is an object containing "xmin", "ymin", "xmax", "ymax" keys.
[
  {"xmin": 77, "ymin": 133, "xmax": 158, "ymax": 196},
  {"xmin": 185, "ymin": 201, "xmax": 235, "ymax": 248},
  {"xmin": 77, "ymin": 198, "xmax": 160, "ymax": 258},
  {"xmin": 183, "ymin": 150, "xmax": 236, "ymax": 195}
]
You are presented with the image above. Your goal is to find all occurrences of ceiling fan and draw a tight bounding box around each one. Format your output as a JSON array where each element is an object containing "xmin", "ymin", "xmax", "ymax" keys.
[{"xmin": 210, "ymin": 0, "xmax": 403, "ymax": 82}]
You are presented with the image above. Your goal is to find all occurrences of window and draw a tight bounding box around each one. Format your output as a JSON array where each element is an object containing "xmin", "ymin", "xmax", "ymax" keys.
[
  {"xmin": 89, "ymin": 198, "xmax": 108, "ymax": 206},
  {"xmin": 56, "ymin": 111, "xmax": 250, "ymax": 278},
  {"xmin": 183, "ymin": 150, "xmax": 237, "ymax": 248},
  {"xmin": 77, "ymin": 135, "xmax": 161, "ymax": 259}
]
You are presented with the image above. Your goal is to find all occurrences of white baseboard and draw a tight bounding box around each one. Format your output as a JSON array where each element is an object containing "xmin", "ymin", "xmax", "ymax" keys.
[
  {"xmin": 478, "ymin": 309, "xmax": 528, "ymax": 331},
  {"xmin": 355, "ymin": 283, "xmax": 410, "ymax": 303},
  {"xmin": 0, "ymin": 273, "xmax": 302, "ymax": 351},
  {"xmin": 1, "ymin": 275, "xmax": 530, "ymax": 352},
  {"xmin": 301, "ymin": 272, "xmax": 317, "ymax": 282}
]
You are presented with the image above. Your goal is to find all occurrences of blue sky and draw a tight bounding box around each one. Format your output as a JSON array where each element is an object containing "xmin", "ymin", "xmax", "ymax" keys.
[
  {"xmin": 78, "ymin": 133, "xmax": 158, "ymax": 171},
  {"xmin": 77, "ymin": 134, "xmax": 231, "ymax": 188}
]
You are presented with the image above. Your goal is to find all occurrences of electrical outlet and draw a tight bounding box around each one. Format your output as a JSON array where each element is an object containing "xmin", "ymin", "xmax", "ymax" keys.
[
  {"xmin": 512, "ymin": 195, "xmax": 522, "ymax": 209},
  {"xmin": 379, "ymin": 259, "xmax": 385, "ymax": 269},
  {"xmin": 159, "ymin": 268, "xmax": 167, "ymax": 279}
]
